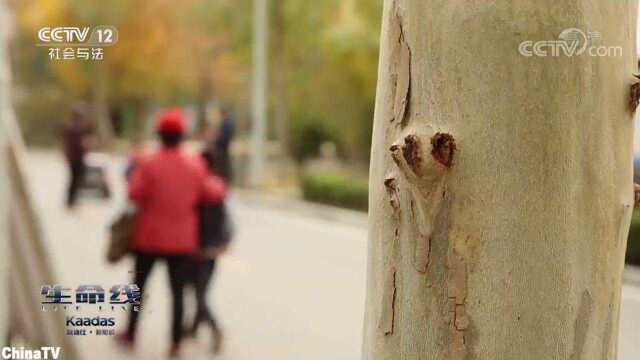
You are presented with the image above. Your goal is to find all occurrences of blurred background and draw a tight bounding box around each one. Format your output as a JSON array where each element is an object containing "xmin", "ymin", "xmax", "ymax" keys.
[
  {"xmin": 1, "ymin": 0, "xmax": 640, "ymax": 359},
  {"xmin": 1, "ymin": 1, "xmax": 379, "ymax": 359},
  {"xmin": 10, "ymin": 0, "xmax": 379, "ymax": 198}
]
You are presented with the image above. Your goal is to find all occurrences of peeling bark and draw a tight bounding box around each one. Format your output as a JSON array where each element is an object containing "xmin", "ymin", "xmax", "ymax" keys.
[
  {"xmin": 393, "ymin": 34, "xmax": 411, "ymax": 125},
  {"xmin": 384, "ymin": 175, "xmax": 401, "ymax": 216},
  {"xmin": 618, "ymin": 203, "xmax": 633, "ymax": 247},
  {"xmin": 630, "ymin": 76, "xmax": 640, "ymax": 112},
  {"xmin": 447, "ymin": 250, "xmax": 467, "ymax": 306},
  {"xmin": 379, "ymin": 268, "xmax": 397, "ymax": 335},
  {"xmin": 448, "ymin": 248, "xmax": 468, "ymax": 359},
  {"xmin": 389, "ymin": 8, "xmax": 411, "ymax": 125}
]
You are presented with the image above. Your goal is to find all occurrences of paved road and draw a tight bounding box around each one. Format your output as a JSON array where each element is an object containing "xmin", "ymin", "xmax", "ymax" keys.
[{"xmin": 23, "ymin": 149, "xmax": 640, "ymax": 359}]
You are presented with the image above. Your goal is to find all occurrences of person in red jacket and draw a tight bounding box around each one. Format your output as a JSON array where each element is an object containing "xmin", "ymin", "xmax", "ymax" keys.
[{"xmin": 119, "ymin": 109, "xmax": 226, "ymax": 358}]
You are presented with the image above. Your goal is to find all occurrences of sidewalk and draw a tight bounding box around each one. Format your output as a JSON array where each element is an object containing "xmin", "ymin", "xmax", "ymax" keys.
[{"xmin": 25, "ymin": 150, "xmax": 367, "ymax": 360}]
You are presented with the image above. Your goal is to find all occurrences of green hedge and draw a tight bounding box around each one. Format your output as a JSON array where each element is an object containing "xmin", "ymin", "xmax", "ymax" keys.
[
  {"xmin": 627, "ymin": 211, "xmax": 640, "ymax": 265},
  {"xmin": 290, "ymin": 114, "xmax": 337, "ymax": 163},
  {"xmin": 299, "ymin": 179, "xmax": 640, "ymax": 261},
  {"xmin": 301, "ymin": 173, "xmax": 368, "ymax": 211}
]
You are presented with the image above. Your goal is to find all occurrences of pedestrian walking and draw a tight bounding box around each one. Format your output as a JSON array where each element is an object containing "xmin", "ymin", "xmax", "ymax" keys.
[
  {"xmin": 186, "ymin": 122, "xmax": 235, "ymax": 353},
  {"xmin": 210, "ymin": 107, "xmax": 235, "ymax": 182},
  {"xmin": 117, "ymin": 109, "xmax": 226, "ymax": 358},
  {"xmin": 61, "ymin": 107, "xmax": 91, "ymax": 208}
]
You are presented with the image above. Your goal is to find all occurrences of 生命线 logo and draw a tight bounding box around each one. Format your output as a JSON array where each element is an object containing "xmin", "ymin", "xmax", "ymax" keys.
[
  {"xmin": 36, "ymin": 25, "xmax": 118, "ymax": 61},
  {"xmin": 41, "ymin": 284, "xmax": 141, "ymax": 337}
]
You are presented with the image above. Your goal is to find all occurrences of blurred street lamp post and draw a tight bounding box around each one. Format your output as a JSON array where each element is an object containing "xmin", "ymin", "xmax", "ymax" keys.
[{"xmin": 249, "ymin": 0, "xmax": 268, "ymax": 188}]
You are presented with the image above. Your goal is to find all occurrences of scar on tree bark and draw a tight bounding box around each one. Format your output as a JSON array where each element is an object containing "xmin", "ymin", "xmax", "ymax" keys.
[{"xmin": 630, "ymin": 74, "xmax": 640, "ymax": 113}]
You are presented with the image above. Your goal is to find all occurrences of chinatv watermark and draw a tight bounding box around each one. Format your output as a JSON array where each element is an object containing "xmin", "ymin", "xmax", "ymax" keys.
[
  {"xmin": 1, "ymin": 347, "xmax": 61, "ymax": 360},
  {"xmin": 36, "ymin": 26, "xmax": 118, "ymax": 61},
  {"xmin": 519, "ymin": 28, "xmax": 622, "ymax": 57}
]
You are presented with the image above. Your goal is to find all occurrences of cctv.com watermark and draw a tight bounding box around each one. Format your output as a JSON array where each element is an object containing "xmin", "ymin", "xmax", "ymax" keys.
[{"xmin": 519, "ymin": 28, "xmax": 622, "ymax": 57}]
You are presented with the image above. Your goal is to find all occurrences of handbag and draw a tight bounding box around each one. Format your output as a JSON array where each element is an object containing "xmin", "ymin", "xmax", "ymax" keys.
[
  {"xmin": 198, "ymin": 202, "xmax": 234, "ymax": 260},
  {"xmin": 107, "ymin": 207, "xmax": 136, "ymax": 263}
]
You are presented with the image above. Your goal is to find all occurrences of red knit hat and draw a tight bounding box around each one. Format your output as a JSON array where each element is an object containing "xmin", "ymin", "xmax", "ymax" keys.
[{"xmin": 157, "ymin": 108, "xmax": 185, "ymax": 134}]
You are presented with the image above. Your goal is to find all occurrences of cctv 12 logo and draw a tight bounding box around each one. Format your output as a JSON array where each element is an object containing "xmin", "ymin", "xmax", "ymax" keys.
[{"xmin": 37, "ymin": 26, "xmax": 118, "ymax": 46}]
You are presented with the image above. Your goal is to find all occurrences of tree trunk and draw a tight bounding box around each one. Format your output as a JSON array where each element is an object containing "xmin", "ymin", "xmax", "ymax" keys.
[
  {"xmin": 197, "ymin": 64, "xmax": 213, "ymax": 133},
  {"xmin": 272, "ymin": 0, "xmax": 289, "ymax": 153},
  {"xmin": 363, "ymin": 1, "xmax": 637, "ymax": 360},
  {"xmin": 92, "ymin": 65, "xmax": 114, "ymax": 147}
]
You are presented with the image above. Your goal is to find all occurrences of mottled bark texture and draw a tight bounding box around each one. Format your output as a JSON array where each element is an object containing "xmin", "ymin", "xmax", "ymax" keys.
[{"xmin": 363, "ymin": 1, "xmax": 637, "ymax": 359}]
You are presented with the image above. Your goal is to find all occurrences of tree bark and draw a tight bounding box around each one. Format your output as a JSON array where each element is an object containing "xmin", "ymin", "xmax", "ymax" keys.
[{"xmin": 363, "ymin": 1, "xmax": 637, "ymax": 360}]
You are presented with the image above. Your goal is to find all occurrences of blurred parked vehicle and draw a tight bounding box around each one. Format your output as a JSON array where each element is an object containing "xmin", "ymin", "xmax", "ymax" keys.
[{"xmin": 81, "ymin": 152, "xmax": 111, "ymax": 199}]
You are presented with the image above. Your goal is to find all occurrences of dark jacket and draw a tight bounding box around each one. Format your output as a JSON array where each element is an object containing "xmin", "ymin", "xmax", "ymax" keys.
[
  {"xmin": 199, "ymin": 149, "xmax": 233, "ymax": 250},
  {"xmin": 199, "ymin": 202, "xmax": 231, "ymax": 249},
  {"xmin": 211, "ymin": 118, "xmax": 234, "ymax": 182},
  {"xmin": 62, "ymin": 121, "xmax": 90, "ymax": 163}
]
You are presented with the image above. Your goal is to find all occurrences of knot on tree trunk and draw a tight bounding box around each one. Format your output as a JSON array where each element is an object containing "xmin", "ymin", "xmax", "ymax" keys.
[
  {"xmin": 431, "ymin": 132, "xmax": 456, "ymax": 168},
  {"xmin": 386, "ymin": 129, "xmax": 456, "ymax": 274},
  {"xmin": 390, "ymin": 131, "xmax": 456, "ymax": 186}
]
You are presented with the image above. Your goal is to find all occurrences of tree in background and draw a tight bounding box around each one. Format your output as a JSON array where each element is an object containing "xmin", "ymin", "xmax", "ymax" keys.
[
  {"xmin": 279, "ymin": 0, "xmax": 381, "ymax": 163},
  {"xmin": 364, "ymin": 1, "xmax": 636, "ymax": 359},
  {"xmin": 271, "ymin": 0, "xmax": 288, "ymax": 153},
  {"xmin": 10, "ymin": 0, "xmax": 248, "ymax": 143}
]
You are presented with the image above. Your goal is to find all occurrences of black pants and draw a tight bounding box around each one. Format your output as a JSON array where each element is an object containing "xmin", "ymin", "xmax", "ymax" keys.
[
  {"xmin": 127, "ymin": 253, "xmax": 191, "ymax": 345},
  {"xmin": 190, "ymin": 259, "xmax": 218, "ymax": 333},
  {"xmin": 66, "ymin": 161, "xmax": 85, "ymax": 207}
]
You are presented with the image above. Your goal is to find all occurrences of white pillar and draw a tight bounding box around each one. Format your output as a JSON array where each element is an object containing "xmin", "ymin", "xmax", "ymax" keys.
[{"xmin": 249, "ymin": 0, "xmax": 268, "ymax": 188}]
